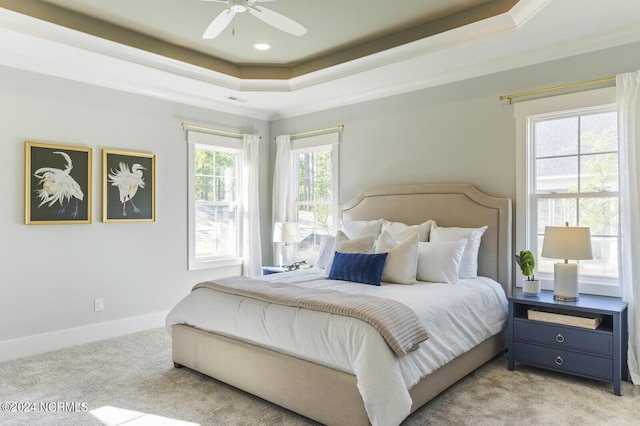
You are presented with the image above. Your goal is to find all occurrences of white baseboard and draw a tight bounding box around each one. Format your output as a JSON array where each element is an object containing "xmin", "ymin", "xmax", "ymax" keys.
[{"xmin": 0, "ymin": 310, "xmax": 170, "ymax": 362}]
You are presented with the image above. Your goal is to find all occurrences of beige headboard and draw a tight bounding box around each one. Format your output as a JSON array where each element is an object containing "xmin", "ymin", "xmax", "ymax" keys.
[{"xmin": 340, "ymin": 183, "xmax": 512, "ymax": 296}]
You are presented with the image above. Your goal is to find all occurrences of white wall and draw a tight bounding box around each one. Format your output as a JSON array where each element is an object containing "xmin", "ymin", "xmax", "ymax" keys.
[{"xmin": 0, "ymin": 65, "xmax": 270, "ymax": 359}]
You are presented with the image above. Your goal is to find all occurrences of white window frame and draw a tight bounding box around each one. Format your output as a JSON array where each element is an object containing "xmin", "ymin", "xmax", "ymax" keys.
[
  {"xmin": 515, "ymin": 87, "xmax": 620, "ymax": 297},
  {"xmin": 187, "ymin": 131, "xmax": 244, "ymax": 271},
  {"xmin": 290, "ymin": 133, "xmax": 340, "ymax": 264}
]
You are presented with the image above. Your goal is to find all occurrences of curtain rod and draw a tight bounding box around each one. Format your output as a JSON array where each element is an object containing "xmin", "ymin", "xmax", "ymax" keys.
[
  {"xmin": 275, "ymin": 124, "xmax": 344, "ymax": 140},
  {"xmin": 291, "ymin": 124, "xmax": 344, "ymax": 138},
  {"xmin": 182, "ymin": 122, "xmax": 261, "ymax": 139},
  {"xmin": 499, "ymin": 76, "xmax": 615, "ymax": 104}
]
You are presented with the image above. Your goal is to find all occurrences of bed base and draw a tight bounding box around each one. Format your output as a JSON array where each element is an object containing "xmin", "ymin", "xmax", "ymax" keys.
[
  {"xmin": 172, "ymin": 183, "xmax": 512, "ymax": 425},
  {"xmin": 172, "ymin": 324, "xmax": 506, "ymax": 425}
]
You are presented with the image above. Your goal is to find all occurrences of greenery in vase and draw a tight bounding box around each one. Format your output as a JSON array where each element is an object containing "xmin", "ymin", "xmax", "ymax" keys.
[{"xmin": 514, "ymin": 250, "xmax": 536, "ymax": 281}]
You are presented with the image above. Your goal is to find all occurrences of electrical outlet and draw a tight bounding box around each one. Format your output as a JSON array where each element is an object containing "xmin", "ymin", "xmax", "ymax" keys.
[{"xmin": 94, "ymin": 298, "xmax": 104, "ymax": 312}]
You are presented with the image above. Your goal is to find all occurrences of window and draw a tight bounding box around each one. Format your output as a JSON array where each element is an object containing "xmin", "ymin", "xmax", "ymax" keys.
[
  {"xmin": 515, "ymin": 87, "xmax": 620, "ymax": 296},
  {"xmin": 194, "ymin": 145, "xmax": 240, "ymax": 257},
  {"xmin": 187, "ymin": 131, "xmax": 243, "ymax": 270},
  {"xmin": 290, "ymin": 134, "xmax": 339, "ymax": 264}
]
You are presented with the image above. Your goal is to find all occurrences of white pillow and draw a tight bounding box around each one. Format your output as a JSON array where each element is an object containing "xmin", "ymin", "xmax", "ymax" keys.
[
  {"xmin": 341, "ymin": 219, "xmax": 383, "ymax": 239},
  {"xmin": 313, "ymin": 235, "xmax": 335, "ymax": 270},
  {"xmin": 374, "ymin": 231, "xmax": 419, "ymax": 285},
  {"xmin": 416, "ymin": 240, "xmax": 468, "ymax": 284},
  {"xmin": 381, "ymin": 220, "xmax": 435, "ymax": 242},
  {"xmin": 429, "ymin": 226, "xmax": 488, "ymax": 279},
  {"xmin": 324, "ymin": 231, "xmax": 377, "ymax": 273}
]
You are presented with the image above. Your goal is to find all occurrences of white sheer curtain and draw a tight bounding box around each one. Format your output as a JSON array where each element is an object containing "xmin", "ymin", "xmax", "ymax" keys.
[
  {"xmin": 617, "ymin": 70, "xmax": 640, "ymax": 384},
  {"xmin": 242, "ymin": 134, "xmax": 262, "ymax": 277},
  {"xmin": 272, "ymin": 134, "xmax": 292, "ymax": 264}
]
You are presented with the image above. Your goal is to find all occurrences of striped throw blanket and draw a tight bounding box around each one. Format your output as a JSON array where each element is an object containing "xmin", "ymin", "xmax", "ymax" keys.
[{"xmin": 193, "ymin": 276, "xmax": 429, "ymax": 357}]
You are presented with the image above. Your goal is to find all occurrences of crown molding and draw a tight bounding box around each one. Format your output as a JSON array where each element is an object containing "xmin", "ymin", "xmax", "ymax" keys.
[{"xmin": 5, "ymin": 1, "xmax": 640, "ymax": 121}]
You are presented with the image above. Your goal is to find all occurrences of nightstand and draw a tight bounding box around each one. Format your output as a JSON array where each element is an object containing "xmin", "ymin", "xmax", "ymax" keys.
[
  {"xmin": 261, "ymin": 266, "xmax": 289, "ymax": 275},
  {"xmin": 508, "ymin": 290, "xmax": 628, "ymax": 395}
]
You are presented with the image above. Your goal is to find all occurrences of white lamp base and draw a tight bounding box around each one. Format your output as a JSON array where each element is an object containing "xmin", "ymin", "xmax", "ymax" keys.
[
  {"xmin": 553, "ymin": 262, "xmax": 579, "ymax": 301},
  {"xmin": 277, "ymin": 243, "xmax": 293, "ymax": 267}
]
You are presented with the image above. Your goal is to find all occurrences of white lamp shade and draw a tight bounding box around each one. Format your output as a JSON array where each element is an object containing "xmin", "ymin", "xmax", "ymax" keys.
[
  {"xmin": 541, "ymin": 226, "xmax": 593, "ymax": 261},
  {"xmin": 273, "ymin": 222, "xmax": 299, "ymax": 243}
]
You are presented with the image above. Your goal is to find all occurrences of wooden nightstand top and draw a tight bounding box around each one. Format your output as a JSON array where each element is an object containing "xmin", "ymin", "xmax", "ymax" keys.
[{"xmin": 511, "ymin": 290, "xmax": 627, "ymax": 314}]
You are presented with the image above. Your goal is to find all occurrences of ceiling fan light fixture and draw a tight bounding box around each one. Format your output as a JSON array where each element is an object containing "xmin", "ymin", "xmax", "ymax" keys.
[
  {"xmin": 254, "ymin": 43, "xmax": 271, "ymax": 51},
  {"xmin": 231, "ymin": 5, "xmax": 247, "ymax": 13},
  {"xmin": 201, "ymin": 0, "xmax": 307, "ymax": 39}
]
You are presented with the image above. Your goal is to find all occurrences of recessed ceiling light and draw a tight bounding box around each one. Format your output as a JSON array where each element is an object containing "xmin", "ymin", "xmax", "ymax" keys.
[{"xmin": 254, "ymin": 43, "xmax": 271, "ymax": 51}]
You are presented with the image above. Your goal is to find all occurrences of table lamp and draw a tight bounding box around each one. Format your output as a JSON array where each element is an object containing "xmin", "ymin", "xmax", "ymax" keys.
[
  {"xmin": 541, "ymin": 223, "xmax": 593, "ymax": 301},
  {"xmin": 273, "ymin": 221, "xmax": 299, "ymax": 267}
]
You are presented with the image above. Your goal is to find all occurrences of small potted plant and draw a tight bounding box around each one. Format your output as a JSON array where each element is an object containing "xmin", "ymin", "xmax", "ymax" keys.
[{"xmin": 514, "ymin": 250, "xmax": 541, "ymax": 296}]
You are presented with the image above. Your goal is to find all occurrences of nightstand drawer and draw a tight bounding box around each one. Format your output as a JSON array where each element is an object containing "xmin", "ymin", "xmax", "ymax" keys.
[
  {"xmin": 513, "ymin": 319, "xmax": 613, "ymax": 356},
  {"xmin": 514, "ymin": 342, "xmax": 613, "ymax": 381}
]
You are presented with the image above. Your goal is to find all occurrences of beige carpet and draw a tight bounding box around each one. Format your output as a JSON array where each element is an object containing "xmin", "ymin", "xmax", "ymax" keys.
[{"xmin": 0, "ymin": 328, "xmax": 637, "ymax": 425}]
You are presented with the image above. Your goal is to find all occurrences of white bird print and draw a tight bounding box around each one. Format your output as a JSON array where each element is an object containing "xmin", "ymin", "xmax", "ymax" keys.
[
  {"xmin": 108, "ymin": 162, "xmax": 147, "ymax": 217},
  {"xmin": 34, "ymin": 151, "xmax": 84, "ymax": 219}
]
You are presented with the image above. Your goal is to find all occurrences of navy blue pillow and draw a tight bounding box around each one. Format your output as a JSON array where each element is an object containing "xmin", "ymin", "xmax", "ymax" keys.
[{"xmin": 327, "ymin": 251, "xmax": 388, "ymax": 286}]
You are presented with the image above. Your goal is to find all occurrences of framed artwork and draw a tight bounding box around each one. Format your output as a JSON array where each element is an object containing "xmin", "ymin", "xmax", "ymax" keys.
[
  {"xmin": 103, "ymin": 149, "xmax": 156, "ymax": 223},
  {"xmin": 25, "ymin": 141, "xmax": 92, "ymax": 225}
]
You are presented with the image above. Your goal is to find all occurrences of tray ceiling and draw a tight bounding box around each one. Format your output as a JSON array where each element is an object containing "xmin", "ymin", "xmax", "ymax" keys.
[
  {"xmin": 2, "ymin": 0, "xmax": 640, "ymax": 120},
  {"xmin": 5, "ymin": 0, "xmax": 514, "ymax": 79}
]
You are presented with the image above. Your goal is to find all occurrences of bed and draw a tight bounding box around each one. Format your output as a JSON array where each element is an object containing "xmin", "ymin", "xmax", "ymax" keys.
[{"xmin": 167, "ymin": 183, "xmax": 512, "ymax": 425}]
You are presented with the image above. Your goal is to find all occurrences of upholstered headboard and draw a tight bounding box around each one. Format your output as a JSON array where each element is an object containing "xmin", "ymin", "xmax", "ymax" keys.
[{"xmin": 340, "ymin": 183, "xmax": 512, "ymax": 296}]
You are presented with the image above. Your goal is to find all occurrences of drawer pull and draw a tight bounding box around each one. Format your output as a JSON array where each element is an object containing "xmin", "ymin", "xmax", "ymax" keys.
[
  {"xmin": 556, "ymin": 334, "xmax": 565, "ymax": 343},
  {"xmin": 555, "ymin": 356, "xmax": 564, "ymax": 366}
]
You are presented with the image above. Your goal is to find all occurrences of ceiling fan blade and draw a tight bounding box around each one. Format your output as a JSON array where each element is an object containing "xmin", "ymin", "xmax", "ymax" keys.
[
  {"xmin": 203, "ymin": 8, "xmax": 234, "ymax": 39},
  {"xmin": 248, "ymin": 5, "xmax": 307, "ymax": 36}
]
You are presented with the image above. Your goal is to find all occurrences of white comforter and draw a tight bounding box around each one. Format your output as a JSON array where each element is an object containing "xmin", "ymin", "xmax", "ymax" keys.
[{"xmin": 166, "ymin": 269, "xmax": 507, "ymax": 426}]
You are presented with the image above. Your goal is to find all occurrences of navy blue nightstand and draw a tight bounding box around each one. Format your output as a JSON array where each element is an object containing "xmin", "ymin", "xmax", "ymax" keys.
[
  {"xmin": 261, "ymin": 266, "xmax": 289, "ymax": 275},
  {"xmin": 508, "ymin": 290, "xmax": 628, "ymax": 395}
]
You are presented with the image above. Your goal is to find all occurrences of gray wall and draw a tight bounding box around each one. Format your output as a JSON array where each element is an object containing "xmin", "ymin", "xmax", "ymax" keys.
[
  {"xmin": 271, "ymin": 42, "xmax": 640, "ymax": 206},
  {"xmin": 2, "ymin": 40, "xmax": 640, "ymax": 354},
  {"xmin": 0, "ymin": 65, "xmax": 270, "ymax": 344}
]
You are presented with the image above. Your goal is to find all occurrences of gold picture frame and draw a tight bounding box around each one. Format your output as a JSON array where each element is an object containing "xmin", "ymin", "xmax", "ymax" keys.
[
  {"xmin": 103, "ymin": 149, "xmax": 156, "ymax": 223},
  {"xmin": 25, "ymin": 141, "xmax": 92, "ymax": 225}
]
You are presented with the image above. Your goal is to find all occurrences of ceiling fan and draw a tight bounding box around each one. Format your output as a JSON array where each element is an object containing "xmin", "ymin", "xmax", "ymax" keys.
[{"xmin": 200, "ymin": 0, "xmax": 307, "ymax": 39}]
